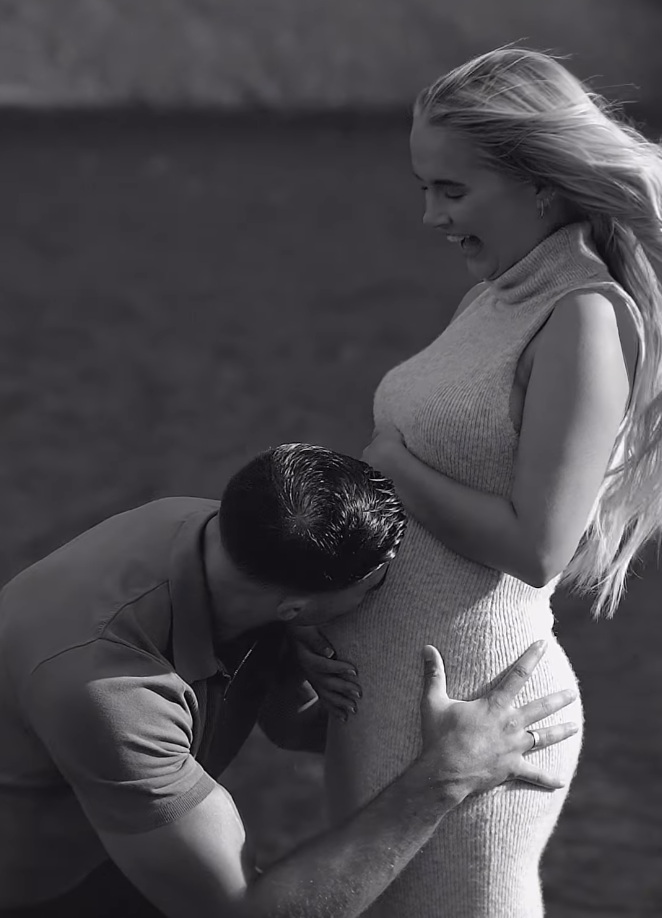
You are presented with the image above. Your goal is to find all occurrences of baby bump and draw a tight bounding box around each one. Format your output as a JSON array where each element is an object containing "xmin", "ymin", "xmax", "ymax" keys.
[{"xmin": 323, "ymin": 530, "xmax": 582, "ymax": 819}]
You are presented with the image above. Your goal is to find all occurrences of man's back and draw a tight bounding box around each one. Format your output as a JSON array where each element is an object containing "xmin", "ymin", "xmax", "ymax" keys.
[
  {"xmin": 0, "ymin": 497, "xmax": 220, "ymax": 908},
  {"xmin": 0, "ymin": 498, "xmax": 205, "ymax": 672}
]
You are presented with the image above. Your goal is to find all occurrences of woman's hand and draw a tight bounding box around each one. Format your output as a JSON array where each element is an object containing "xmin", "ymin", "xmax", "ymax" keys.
[
  {"xmin": 288, "ymin": 624, "xmax": 363, "ymax": 723},
  {"xmin": 362, "ymin": 422, "xmax": 405, "ymax": 475}
]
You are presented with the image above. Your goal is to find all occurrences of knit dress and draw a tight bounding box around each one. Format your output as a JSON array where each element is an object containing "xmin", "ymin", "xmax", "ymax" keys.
[{"xmin": 324, "ymin": 222, "xmax": 630, "ymax": 917}]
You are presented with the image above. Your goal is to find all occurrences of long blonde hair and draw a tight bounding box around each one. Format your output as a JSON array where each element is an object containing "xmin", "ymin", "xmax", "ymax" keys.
[{"xmin": 415, "ymin": 45, "xmax": 662, "ymax": 619}]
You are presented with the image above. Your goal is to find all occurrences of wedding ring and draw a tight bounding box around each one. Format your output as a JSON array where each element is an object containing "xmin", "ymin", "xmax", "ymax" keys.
[{"xmin": 526, "ymin": 729, "xmax": 541, "ymax": 751}]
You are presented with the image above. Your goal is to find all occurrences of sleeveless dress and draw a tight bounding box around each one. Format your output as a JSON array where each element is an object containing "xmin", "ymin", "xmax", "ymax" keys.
[{"xmin": 324, "ymin": 222, "xmax": 633, "ymax": 917}]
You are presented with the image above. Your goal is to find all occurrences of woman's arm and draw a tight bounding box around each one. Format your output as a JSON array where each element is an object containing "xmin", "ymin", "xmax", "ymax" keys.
[
  {"xmin": 365, "ymin": 437, "xmax": 539, "ymax": 584},
  {"xmin": 365, "ymin": 290, "xmax": 632, "ymax": 587},
  {"xmin": 257, "ymin": 680, "xmax": 328, "ymax": 753},
  {"xmin": 256, "ymin": 637, "xmax": 330, "ymax": 752}
]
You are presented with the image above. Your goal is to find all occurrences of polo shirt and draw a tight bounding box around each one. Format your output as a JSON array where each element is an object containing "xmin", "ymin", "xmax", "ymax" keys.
[{"xmin": 0, "ymin": 497, "xmax": 313, "ymax": 909}]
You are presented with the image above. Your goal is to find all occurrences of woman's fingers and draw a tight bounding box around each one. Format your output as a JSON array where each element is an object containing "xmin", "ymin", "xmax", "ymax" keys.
[
  {"xmin": 317, "ymin": 688, "xmax": 359, "ymax": 720},
  {"xmin": 517, "ymin": 689, "xmax": 578, "ymax": 727},
  {"xmin": 290, "ymin": 624, "xmax": 336, "ymax": 658},
  {"xmin": 296, "ymin": 645, "xmax": 360, "ymax": 682},
  {"xmin": 312, "ymin": 674, "xmax": 362, "ymax": 702}
]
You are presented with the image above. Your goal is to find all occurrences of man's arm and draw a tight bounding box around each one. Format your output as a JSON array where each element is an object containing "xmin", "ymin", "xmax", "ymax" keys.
[
  {"xmin": 101, "ymin": 748, "xmax": 457, "ymax": 918},
  {"xmin": 99, "ymin": 641, "xmax": 578, "ymax": 918}
]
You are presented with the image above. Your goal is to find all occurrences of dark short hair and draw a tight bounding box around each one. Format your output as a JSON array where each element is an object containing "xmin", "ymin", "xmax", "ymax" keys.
[{"xmin": 218, "ymin": 443, "xmax": 407, "ymax": 594}]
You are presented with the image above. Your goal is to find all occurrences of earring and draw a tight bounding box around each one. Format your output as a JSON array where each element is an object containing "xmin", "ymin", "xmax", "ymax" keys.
[{"xmin": 538, "ymin": 191, "xmax": 556, "ymax": 219}]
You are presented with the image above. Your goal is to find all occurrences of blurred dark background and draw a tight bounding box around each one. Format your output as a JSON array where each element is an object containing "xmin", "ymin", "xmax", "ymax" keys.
[{"xmin": 2, "ymin": 3, "xmax": 662, "ymax": 916}]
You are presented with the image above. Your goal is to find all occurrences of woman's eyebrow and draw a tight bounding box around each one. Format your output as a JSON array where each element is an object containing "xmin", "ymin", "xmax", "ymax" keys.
[{"xmin": 412, "ymin": 171, "xmax": 463, "ymax": 187}]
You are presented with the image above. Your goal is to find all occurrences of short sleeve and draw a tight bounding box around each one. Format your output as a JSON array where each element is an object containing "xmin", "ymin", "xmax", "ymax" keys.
[{"xmin": 22, "ymin": 641, "xmax": 217, "ymax": 834}]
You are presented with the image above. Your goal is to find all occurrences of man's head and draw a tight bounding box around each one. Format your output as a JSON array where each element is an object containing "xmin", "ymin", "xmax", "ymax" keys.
[{"xmin": 214, "ymin": 443, "xmax": 407, "ymax": 630}]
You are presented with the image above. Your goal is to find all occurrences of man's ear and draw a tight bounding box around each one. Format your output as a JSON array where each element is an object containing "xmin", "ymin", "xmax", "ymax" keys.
[{"xmin": 276, "ymin": 596, "xmax": 311, "ymax": 622}]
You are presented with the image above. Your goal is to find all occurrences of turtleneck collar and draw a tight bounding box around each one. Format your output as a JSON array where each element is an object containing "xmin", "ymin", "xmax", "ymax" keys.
[{"xmin": 484, "ymin": 221, "xmax": 604, "ymax": 307}]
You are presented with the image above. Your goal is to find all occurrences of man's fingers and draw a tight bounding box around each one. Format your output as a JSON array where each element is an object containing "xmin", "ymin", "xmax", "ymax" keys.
[
  {"xmin": 521, "ymin": 721, "xmax": 579, "ymax": 754},
  {"xmin": 488, "ymin": 640, "xmax": 547, "ymax": 708},
  {"xmin": 422, "ymin": 645, "xmax": 447, "ymax": 697},
  {"xmin": 509, "ymin": 719, "xmax": 580, "ymax": 787},
  {"xmin": 517, "ymin": 689, "xmax": 578, "ymax": 728},
  {"xmin": 512, "ymin": 761, "xmax": 566, "ymax": 790}
]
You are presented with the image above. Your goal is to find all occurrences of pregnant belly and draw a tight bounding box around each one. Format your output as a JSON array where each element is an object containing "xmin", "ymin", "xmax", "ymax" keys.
[{"xmin": 322, "ymin": 521, "xmax": 571, "ymax": 818}]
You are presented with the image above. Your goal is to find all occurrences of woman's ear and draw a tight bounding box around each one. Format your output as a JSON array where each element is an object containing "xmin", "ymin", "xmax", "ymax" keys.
[{"xmin": 534, "ymin": 181, "xmax": 558, "ymax": 202}]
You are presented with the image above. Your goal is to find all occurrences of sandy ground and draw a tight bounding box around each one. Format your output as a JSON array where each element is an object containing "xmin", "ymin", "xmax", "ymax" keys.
[{"xmin": 1, "ymin": 111, "xmax": 661, "ymax": 916}]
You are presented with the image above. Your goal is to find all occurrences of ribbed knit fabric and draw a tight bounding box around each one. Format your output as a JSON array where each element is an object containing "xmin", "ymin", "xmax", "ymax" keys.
[{"xmin": 324, "ymin": 222, "xmax": 630, "ymax": 917}]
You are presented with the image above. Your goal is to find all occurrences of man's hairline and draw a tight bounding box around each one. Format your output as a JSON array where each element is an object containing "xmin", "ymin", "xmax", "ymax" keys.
[{"xmin": 216, "ymin": 479, "xmax": 401, "ymax": 598}]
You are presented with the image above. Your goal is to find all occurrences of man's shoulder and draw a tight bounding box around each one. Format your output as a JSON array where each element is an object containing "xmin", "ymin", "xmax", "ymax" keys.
[
  {"xmin": 5, "ymin": 496, "xmax": 220, "ymax": 594},
  {"xmin": 21, "ymin": 640, "xmax": 211, "ymax": 837},
  {"xmin": 22, "ymin": 638, "xmax": 199, "ymax": 758},
  {"xmin": 0, "ymin": 497, "xmax": 220, "ymax": 687},
  {"xmin": 29, "ymin": 639, "xmax": 184, "ymax": 704},
  {"xmin": 137, "ymin": 495, "xmax": 221, "ymax": 515},
  {"xmin": 2, "ymin": 497, "xmax": 219, "ymax": 589},
  {"xmin": 113, "ymin": 497, "xmax": 221, "ymax": 559},
  {"xmin": 114, "ymin": 496, "xmax": 221, "ymax": 530}
]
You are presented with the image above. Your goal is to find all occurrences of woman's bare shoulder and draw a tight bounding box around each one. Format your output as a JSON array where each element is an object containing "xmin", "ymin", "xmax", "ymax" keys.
[{"xmin": 546, "ymin": 285, "xmax": 640, "ymax": 394}]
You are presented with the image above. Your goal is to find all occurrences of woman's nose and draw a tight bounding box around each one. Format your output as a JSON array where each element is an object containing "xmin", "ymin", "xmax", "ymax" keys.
[
  {"xmin": 423, "ymin": 206, "xmax": 450, "ymax": 229},
  {"xmin": 422, "ymin": 195, "xmax": 450, "ymax": 228}
]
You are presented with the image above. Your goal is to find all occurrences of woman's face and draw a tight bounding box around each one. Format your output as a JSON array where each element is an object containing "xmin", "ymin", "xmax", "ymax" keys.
[{"xmin": 410, "ymin": 115, "xmax": 550, "ymax": 281}]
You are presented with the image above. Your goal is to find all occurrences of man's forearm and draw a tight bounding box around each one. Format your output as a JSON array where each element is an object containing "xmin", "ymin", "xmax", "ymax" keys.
[{"xmin": 243, "ymin": 755, "xmax": 465, "ymax": 918}]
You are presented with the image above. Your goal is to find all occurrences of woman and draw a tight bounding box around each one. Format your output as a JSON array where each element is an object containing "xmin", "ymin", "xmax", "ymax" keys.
[{"xmin": 311, "ymin": 47, "xmax": 662, "ymax": 918}]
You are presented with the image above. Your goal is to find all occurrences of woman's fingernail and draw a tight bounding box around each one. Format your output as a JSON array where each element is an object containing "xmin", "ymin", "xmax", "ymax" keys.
[{"xmin": 324, "ymin": 648, "xmax": 335, "ymax": 659}]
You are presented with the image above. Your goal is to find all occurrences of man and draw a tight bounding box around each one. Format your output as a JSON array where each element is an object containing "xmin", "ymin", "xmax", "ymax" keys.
[{"xmin": 0, "ymin": 443, "xmax": 577, "ymax": 918}]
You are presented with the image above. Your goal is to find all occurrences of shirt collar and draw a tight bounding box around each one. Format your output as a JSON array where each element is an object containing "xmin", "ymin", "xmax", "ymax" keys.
[
  {"xmin": 168, "ymin": 506, "xmax": 225, "ymax": 684},
  {"xmin": 168, "ymin": 504, "xmax": 289, "ymax": 686}
]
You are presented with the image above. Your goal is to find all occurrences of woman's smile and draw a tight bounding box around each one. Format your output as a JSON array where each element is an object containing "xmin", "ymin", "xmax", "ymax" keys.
[{"xmin": 411, "ymin": 117, "xmax": 561, "ymax": 281}]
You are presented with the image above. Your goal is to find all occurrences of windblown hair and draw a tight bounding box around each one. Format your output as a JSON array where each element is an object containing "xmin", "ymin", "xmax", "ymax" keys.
[
  {"xmin": 415, "ymin": 45, "xmax": 662, "ymax": 618},
  {"xmin": 218, "ymin": 443, "xmax": 407, "ymax": 594}
]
